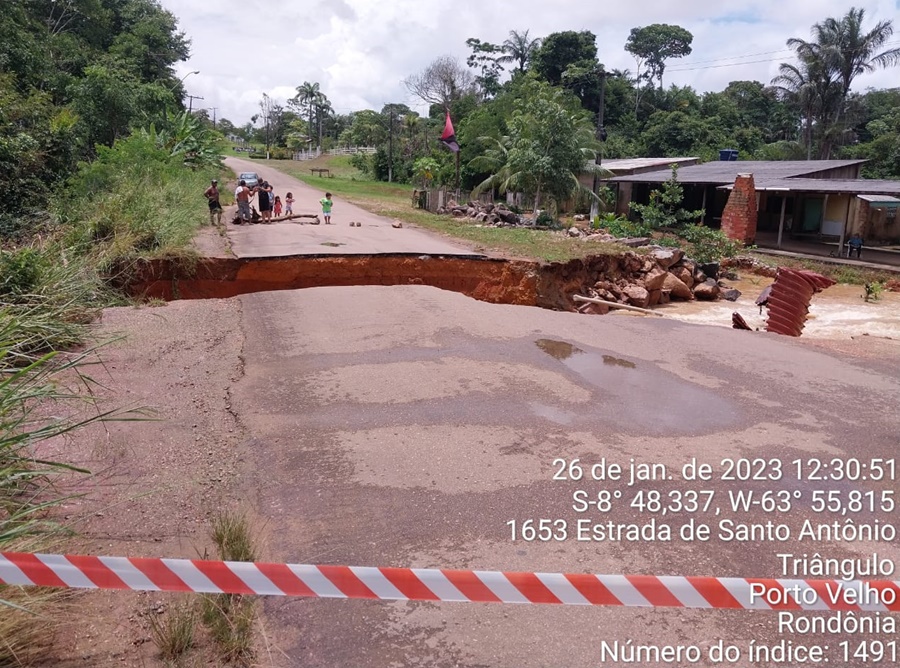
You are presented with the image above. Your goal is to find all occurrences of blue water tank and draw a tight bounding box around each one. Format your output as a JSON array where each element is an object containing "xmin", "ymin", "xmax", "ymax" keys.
[{"xmin": 719, "ymin": 149, "xmax": 738, "ymax": 161}]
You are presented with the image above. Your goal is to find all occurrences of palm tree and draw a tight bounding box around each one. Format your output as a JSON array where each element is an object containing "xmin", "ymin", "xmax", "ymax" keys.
[
  {"xmin": 808, "ymin": 8, "xmax": 900, "ymax": 110},
  {"xmin": 772, "ymin": 49, "xmax": 839, "ymax": 159},
  {"xmin": 314, "ymin": 92, "xmax": 332, "ymax": 148},
  {"xmin": 778, "ymin": 8, "xmax": 900, "ymax": 156},
  {"xmin": 471, "ymin": 83, "xmax": 609, "ymax": 215},
  {"xmin": 292, "ymin": 81, "xmax": 320, "ymax": 148},
  {"xmin": 498, "ymin": 30, "xmax": 541, "ymax": 73}
]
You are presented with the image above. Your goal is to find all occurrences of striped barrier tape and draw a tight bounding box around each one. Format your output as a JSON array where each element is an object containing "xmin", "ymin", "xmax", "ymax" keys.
[{"xmin": 2, "ymin": 552, "xmax": 899, "ymax": 611}]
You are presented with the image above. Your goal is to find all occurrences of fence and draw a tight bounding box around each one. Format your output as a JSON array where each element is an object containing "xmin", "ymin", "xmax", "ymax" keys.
[
  {"xmin": 293, "ymin": 146, "xmax": 377, "ymax": 161},
  {"xmin": 415, "ymin": 188, "xmax": 494, "ymax": 213}
]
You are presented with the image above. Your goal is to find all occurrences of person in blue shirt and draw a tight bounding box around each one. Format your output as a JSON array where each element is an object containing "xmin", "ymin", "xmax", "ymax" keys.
[{"xmin": 847, "ymin": 233, "xmax": 863, "ymax": 258}]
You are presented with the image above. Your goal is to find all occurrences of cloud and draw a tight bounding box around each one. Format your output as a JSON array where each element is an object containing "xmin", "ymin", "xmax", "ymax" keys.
[{"xmin": 162, "ymin": 0, "xmax": 900, "ymax": 125}]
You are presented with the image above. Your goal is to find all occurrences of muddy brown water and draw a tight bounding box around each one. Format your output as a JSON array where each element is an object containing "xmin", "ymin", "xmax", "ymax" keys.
[
  {"xmin": 119, "ymin": 255, "xmax": 900, "ymax": 340},
  {"xmin": 662, "ymin": 277, "xmax": 900, "ymax": 339}
]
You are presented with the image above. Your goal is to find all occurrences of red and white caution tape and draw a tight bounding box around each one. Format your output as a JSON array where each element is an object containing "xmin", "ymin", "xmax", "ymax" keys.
[{"xmin": 2, "ymin": 552, "xmax": 899, "ymax": 611}]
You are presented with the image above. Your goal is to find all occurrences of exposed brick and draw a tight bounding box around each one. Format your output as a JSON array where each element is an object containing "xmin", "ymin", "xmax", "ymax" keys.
[{"xmin": 721, "ymin": 174, "xmax": 757, "ymax": 244}]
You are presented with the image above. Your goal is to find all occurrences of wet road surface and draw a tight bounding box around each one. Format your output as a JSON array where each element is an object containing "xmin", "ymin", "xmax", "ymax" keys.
[{"xmin": 218, "ymin": 285, "xmax": 900, "ymax": 667}]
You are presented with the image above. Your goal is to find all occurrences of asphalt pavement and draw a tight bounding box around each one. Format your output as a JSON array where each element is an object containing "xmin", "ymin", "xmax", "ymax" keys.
[
  {"xmin": 226, "ymin": 285, "xmax": 900, "ymax": 667},
  {"xmin": 223, "ymin": 157, "xmax": 475, "ymax": 257}
]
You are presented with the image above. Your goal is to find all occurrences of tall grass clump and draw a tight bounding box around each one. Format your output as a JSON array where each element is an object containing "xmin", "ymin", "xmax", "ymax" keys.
[
  {"xmin": 148, "ymin": 598, "xmax": 197, "ymax": 662},
  {"xmin": 57, "ymin": 133, "xmax": 220, "ymax": 274},
  {"xmin": 0, "ymin": 315, "xmax": 142, "ymax": 663},
  {"xmin": 0, "ymin": 244, "xmax": 110, "ymax": 364},
  {"xmin": 201, "ymin": 511, "xmax": 258, "ymax": 666}
]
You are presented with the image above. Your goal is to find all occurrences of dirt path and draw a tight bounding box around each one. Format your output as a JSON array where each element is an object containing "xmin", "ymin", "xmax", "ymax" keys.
[
  {"xmin": 49, "ymin": 283, "xmax": 900, "ymax": 666},
  {"xmin": 223, "ymin": 157, "xmax": 476, "ymax": 258}
]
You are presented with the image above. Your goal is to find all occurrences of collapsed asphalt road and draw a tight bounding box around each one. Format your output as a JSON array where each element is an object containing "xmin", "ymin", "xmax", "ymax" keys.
[{"xmin": 64, "ymin": 283, "xmax": 900, "ymax": 667}]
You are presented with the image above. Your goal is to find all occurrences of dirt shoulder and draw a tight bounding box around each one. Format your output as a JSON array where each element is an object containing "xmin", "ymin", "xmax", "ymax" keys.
[{"xmin": 44, "ymin": 298, "xmax": 258, "ymax": 666}]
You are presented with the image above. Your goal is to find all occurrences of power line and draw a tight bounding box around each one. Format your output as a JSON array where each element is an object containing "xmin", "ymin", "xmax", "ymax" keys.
[
  {"xmin": 666, "ymin": 38, "xmax": 900, "ymax": 72},
  {"xmin": 667, "ymin": 47, "xmax": 799, "ymax": 68},
  {"xmin": 668, "ymin": 57, "xmax": 797, "ymax": 72}
]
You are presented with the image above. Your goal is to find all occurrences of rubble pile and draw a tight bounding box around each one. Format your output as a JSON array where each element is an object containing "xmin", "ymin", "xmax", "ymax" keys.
[
  {"xmin": 576, "ymin": 248, "xmax": 741, "ymax": 315},
  {"xmin": 436, "ymin": 200, "xmax": 528, "ymax": 227}
]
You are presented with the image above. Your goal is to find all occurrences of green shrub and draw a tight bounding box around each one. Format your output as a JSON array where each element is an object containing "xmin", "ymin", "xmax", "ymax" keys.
[
  {"xmin": 56, "ymin": 134, "xmax": 221, "ymax": 271},
  {"xmin": 0, "ymin": 249, "xmax": 44, "ymax": 298},
  {"xmin": 676, "ymin": 225, "xmax": 744, "ymax": 264},
  {"xmin": 349, "ymin": 152, "xmax": 372, "ymax": 175},
  {"xmin": 593, "ymin": 213, "xmax": 650, "ymax": 238},
  {"xmin": 630, "ymin": 165, "xmax": 705, "ymax": 229},
  {"xmin": 654, "ymin": 236, "xmax": 683, "ymax": 248},
  {"xmin": 535, "ymin": 210, "xmax": 560, "ymax": 228}
]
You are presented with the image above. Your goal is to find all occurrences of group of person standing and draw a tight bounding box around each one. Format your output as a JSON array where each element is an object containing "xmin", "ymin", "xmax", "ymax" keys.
[
  {"xmin": 204, "ymin": 179, "xmax": 333, "ymax": 226},
  {"xmin": 228, "ymin": 180, "xmax": 294, "ymax": 225}
]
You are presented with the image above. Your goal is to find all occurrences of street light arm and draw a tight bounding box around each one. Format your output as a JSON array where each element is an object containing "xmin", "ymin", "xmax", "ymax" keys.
[{"xmin": 168, "ymin": 70, "xmax": 200, "ymax": 91}]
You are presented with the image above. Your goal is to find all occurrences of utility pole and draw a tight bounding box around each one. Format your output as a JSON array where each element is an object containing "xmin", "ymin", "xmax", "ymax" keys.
[
  {"xmin": 388, "ymin": 110, "xmax": 394, "ymax": 183},
  {"xmin": 210, "ymin": 107, "xmax": 218, "ymax": 129},
  {"xmin": 187, "ymin": 94, "xmax": 204, "ymax": 113},
  {"xmin": 589, "ymin": 69, "xmax": 608, "ymax": 221}
]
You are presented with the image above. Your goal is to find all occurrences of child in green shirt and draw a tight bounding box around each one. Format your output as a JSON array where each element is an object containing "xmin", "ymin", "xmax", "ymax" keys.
[{"xmin": 319, "ymin": 193, "xmax": 333, "ymax": 224}]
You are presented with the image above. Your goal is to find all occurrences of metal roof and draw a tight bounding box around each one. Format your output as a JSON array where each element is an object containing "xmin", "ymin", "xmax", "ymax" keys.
[
  {"xmin": 600, "ymin": 157, "xmax": 699, "ymax": 172},
  {"xmin": 720, "ymin": 178, "xmax": 900, "ymax": 195},
  {"xmin": 607, "ymin": 160, "xmax": 868, "ymax": 184},
  {"xmin": 857, "ymin": 194, "xmax": 900, "ymax": 202}
]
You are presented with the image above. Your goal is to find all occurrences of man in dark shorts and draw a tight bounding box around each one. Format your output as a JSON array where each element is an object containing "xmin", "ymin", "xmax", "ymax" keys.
[
  {"xmin": 256, "ymin": 181, "xmax": 272, "ymax": 223},
  {"xmin": 235, "ymin": 180, "xmax": 252, "ymax": 224},
  {"xmin": 204, "ymin": 179, "xmax": 223, "ymax": 224}
]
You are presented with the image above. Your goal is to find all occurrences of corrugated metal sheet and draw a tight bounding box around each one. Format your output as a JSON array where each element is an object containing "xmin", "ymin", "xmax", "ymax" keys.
[
  {"xmin": 725, "ymin": 178, "xmax": 900, "ymax": 195},
  {"xmin": 607, "ymin": 160, "xmax": 867, "ymax": 185},
  {"xmin": 765, "ymin": 269, "xmax": 836, "ymax": 337}
]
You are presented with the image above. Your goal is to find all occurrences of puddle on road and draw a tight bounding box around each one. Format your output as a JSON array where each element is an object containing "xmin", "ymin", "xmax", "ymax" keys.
[
  {"xmin": 528, "ymin": 402, "xmax": 577, "ymax": 426},
  {"xmin": 534, "ymin": 338, "xmax": 737, "ymax": 433},
  {"xmin": 603, "ymin": 354, "xmax": 636, "ymax": 369},
  {"xmin": 535, "ymin": 338, "xmax": 582, "ymax": 360}
]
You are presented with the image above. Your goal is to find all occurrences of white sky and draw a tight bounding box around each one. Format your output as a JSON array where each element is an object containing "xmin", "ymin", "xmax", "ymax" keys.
[{"xmin": 160, "ymin": 0, "xmax": 900, "ymax": 126}]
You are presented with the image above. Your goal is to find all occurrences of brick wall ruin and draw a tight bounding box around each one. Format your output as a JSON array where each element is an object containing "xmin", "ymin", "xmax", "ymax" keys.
[{"xmin": 721, "ymin": 174, "xmax": 757, "ymax": 244}]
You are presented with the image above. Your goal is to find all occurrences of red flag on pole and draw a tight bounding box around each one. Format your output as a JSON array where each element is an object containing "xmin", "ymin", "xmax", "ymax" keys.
[{"xmin": 439, "ymin": 110, "xmax": 460, "ymax": 152}]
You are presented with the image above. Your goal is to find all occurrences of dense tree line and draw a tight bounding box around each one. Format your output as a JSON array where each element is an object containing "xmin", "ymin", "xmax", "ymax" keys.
[
  {"xmin": 1, "ymin": 0, "xmax": 190, "ymax": 235},
  {"xmin": 323, "ymin": 8, "xmax": 899, "ymax": 213}
]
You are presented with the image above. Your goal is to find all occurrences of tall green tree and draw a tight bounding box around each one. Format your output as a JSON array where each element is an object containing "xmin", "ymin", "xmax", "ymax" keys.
[
  {"xmin": 772, "ymin": 51, "xmax": 840, "ymax": 158},
  {"xmin": 777, "ymin": 7, "xmax": 900, "ymax": 157},
  {"xmin": 803, "ymin": 8, "xmax": 900, "ymax": 119},
  {"xmin": 625, "ymin": 23, "xmax": 693, "ymax": 112},
  {"xmin": 530, "ymin": 30, "xmax": 597, "ymax": 86},
  {"xmin": 471, "ymin": 78, "xmax": 599, "ymax": 214},
  {"xmin": 498, "ymin": 29, "xmax": 541, "ymax": 73},
  {"xmin": 291, "ymin": 81, "xmax": 321, "ymax": 147},
  {"xmin": 465, "ymin": 38, "xmax": 504, "ymax": 97}
]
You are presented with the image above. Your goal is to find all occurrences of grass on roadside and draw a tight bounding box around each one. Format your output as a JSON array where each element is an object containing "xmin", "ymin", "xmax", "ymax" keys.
[
  {"xmin": 257, "ymin": 155, "xmax": 900, "ymax": 279},
  {"xmin": 0, "ymin": 312, "xmax": 145, "ymax": 665},
  {"xmin": 0, "ymin": 588, "xmax": 57, "ymax": 667},
  {"xmin": 58, "ymin": 134, "xmax": 223, "ymax": 275},
  {"xmin": 1, "ymin": 244, "xmax": 112, "ymax": 364},
  {"xmin": 200, "ymin": 510, "xmax": 258, "ymax": 666},
  {"xmin": 148, "ymin": 598, "xmax": 197, "ymax": 662}
]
